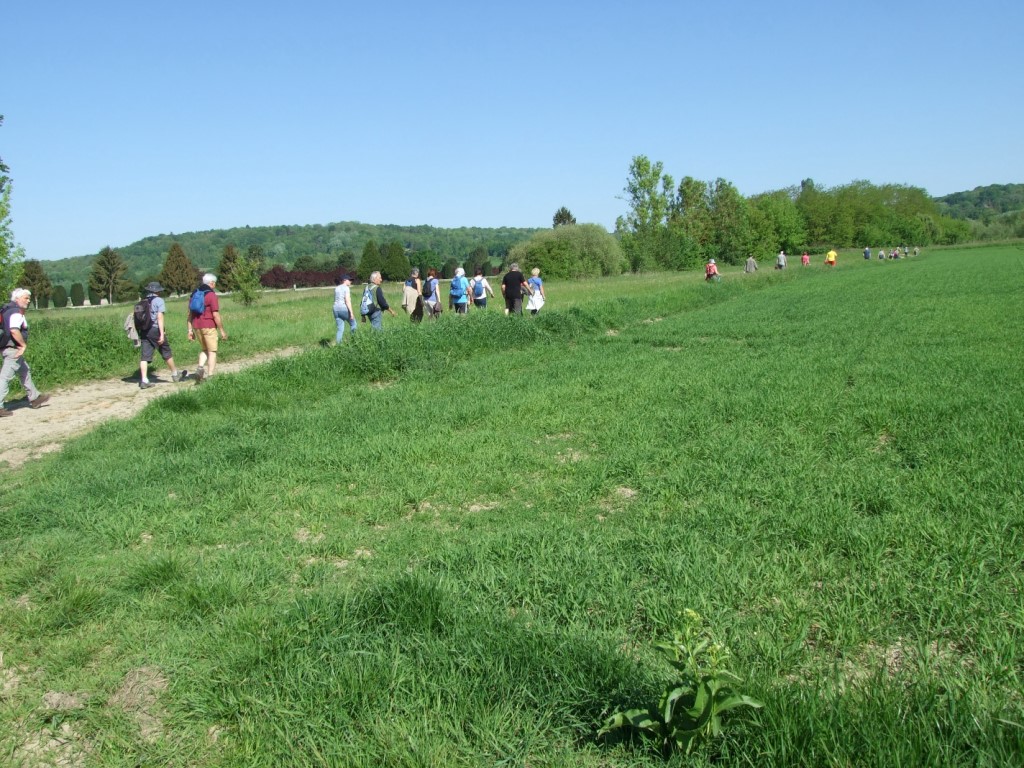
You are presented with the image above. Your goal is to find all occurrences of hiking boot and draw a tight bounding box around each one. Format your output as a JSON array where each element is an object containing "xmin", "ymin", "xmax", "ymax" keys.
[
  {"xmin": 0, "ymin": 408, "xmax": 12, "ymax": 417},
  {"xmin": 171, "ymin": 369, "xmax": 188, "ymax": 382},
  {"xmin": 29, "ymin": 394, "xmax": 51, "ymax": 409},
  {"xmin": 139, "ymin": 381, "xmax": 154, "ymax": 390},
  {"xmin": 194, "ymin": 367, "xmax": 205, "ymax": 385}
]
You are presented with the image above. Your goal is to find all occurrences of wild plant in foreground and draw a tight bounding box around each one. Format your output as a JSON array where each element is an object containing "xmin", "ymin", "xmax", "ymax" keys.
[{"xmin": 600, "ymin": 610, "xmax": 762, "ymax": 757}]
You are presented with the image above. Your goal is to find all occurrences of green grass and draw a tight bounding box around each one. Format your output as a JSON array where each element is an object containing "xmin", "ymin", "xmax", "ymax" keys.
[{"xmin": 1, "ymin": 248, "xmax": 1023, "ymax": 766}]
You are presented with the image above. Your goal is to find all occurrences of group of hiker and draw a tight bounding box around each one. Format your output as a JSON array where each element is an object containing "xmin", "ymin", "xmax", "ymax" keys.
[
  {"xmin": 332, "ymin": 263, "xmax": 546, "ymax": 343},
  {"xmin": 127, "ymin": 273, "xmax": 229, "ymax": 390}
]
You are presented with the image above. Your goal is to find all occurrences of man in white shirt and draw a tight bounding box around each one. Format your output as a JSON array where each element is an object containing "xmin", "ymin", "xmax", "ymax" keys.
[{"xmin": 0, "ymin": 288, "xmax": 51, "ymax": 416}]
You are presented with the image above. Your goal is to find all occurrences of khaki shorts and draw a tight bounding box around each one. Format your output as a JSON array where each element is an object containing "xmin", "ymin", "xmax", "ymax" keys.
[{"xmin": 196, "ymin": 327, "xmax": 218, "ymax": 353}]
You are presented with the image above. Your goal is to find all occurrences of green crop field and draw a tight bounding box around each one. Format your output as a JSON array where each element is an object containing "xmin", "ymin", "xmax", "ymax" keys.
[{"xmin": 1, "ymin": 247, "xmax": 1022, "ymax": 766}]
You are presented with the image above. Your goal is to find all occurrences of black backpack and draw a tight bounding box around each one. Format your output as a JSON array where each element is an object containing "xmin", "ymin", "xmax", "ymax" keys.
[
  {"xmin": 133, "ymin": 297, "xmax": 154, "ymax": 335},
  {"xmin": 422, "ymin": 277, "xmax": 435, "ymax": 299},
  {"xmin": 0, "ymin": 303, "xmax": 20, "ymax": 348}
]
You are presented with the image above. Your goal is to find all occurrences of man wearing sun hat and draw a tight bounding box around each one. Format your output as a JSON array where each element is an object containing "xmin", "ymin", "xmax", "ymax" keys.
[{"xmin": 138, "ymin": 281, "xmax": 186, "ymax": 389}]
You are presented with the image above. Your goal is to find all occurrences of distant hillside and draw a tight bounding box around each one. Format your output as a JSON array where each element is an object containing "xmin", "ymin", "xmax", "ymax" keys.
[
  {"xmin": 39, "ymin": 221, "xmax": 543, "ymax": 287},
  {"xmin": 934, "ymin": 184, "xmax": 1024, "ymax": 220}
]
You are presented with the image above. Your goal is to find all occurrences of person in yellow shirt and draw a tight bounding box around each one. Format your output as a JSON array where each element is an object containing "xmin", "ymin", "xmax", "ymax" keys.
[{"xmin": 825, "ymin": 249, "xmax": 837, "ymax": 267}]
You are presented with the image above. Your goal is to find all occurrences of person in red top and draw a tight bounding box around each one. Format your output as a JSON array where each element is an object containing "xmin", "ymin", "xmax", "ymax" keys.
[
  {"xmin": 187, "ymin": 273, "xmax": 228, "ymax": 384},
  {"xmin": 705, "ymin": 259, "xmax": 721, "ymax": 282}
]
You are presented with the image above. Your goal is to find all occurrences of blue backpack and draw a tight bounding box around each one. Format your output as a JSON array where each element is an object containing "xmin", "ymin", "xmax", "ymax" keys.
[
  {"xmin": 472, "ymin": 277, "xmax": 485, "ymax": 298},
  {"xmin": 188, "ymin": 288, "xmax": 207, "ymax": 315},
  {"xmin": 450, "ymin": 276, "xmax": 465, "ymax": 299}
]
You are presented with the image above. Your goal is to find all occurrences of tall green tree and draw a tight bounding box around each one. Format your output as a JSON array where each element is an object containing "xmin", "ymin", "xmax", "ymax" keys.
[
  {"xmin": 232, "ymin": 253, "xmax": 262, "ymax": 307},
  {"xmin": 552, "ymin": 206, "xmax": 577, "ymax": 227},
  {"xmin": 51, "ymin": 285, "xmax": 68, "ymax": 308},
  {"xmin": 615, "ymin": 155, "xmax": 675, "ymax": 271},
  {"xmin": 216, "ymin": 244, "xmax": 242, "ymax": 291},
  {"xmin": 359, "ymin": 239, "xmax": 383, "ymax": 277},
  {"xmin": 747, "ymin": 190, "xmax": 807, "ymax": 256},
  {"xmin": 21, "ymin": 260, "xmax": 53, "ymax": 308},
  {"xmin": 382, "ymin": 240, "xmax": 410, "ymax": 281},
  {"xmin": 89, "ymin": 246, "xmax": 133, "ymax": 303},
  {"xmin": 335, "ymin": 250, "xmax": 356, "ymax": 272},
  {"xmin": 246, "ymin": 244, "xmax": 267, "ymax": 275},
  {"xmin": 70, "ymin": 282, "xmax": 85, "ymax": 307},
  {"xmin": 0, "ymin": 115, "xmax": 25, "ymax": 297},
  {"xmin": 707, "ymin": 179, "xmax": 751, "ymax": 264},
  {"xmin": 159, "ymin": 242, "xmax": 199, "ymax": 296}
]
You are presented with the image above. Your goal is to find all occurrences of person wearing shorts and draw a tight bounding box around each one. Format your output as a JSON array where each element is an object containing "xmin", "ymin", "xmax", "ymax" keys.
[
  {"xmin": 187, "ymin": 273, "xmax": 228, "ymax": 384},
  {"xmin": 138, "ymin": 281, "xmax": 186, "ymax": 389}
]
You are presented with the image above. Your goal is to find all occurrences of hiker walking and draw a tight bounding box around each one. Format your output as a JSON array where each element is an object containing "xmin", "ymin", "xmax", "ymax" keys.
[
  {"xmin": 450, "ymin": 267, "xmax": 471, "ymax": 314},
  {"xmin": 360, "ymin": 271, "xmax": 396, "ymax": 330},
  {"xmin": 333, "ymin": 273, "xmax": 357, "ymax": 342},
  {"xmin": 187, "ymin": 273, "xmax": 228, "ymax": 384},
  {"xmin": 0, "ymin": 288, "xmax": 51, "ymax": 415},
  {"xmin": 137, "ymin": 281, "xmax": 186, "ymax": 389},
  {"xmin": 501, "ymin": 262, "xmax": 530, "ymax": 316},
  {"xmin": 469, "ymin": 267, "xmax": 495, "ymax": 309}
]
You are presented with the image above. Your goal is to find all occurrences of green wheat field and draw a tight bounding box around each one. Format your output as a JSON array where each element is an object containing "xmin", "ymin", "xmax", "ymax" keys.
[{"xmin": 1, "ymin": 246, "xmax": 1022, "ymax": 766}]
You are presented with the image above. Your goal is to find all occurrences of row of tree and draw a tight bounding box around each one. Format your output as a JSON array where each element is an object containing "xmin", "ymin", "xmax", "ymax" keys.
[{"xmin": 613, "ymin": 156, "xmax": 973, "ymax": 270}]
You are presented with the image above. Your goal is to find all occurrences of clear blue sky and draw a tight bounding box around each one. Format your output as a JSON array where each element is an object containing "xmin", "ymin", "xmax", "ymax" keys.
[{"xmin": 4, "ymin": 0, "xmax": 1022, "ymax": 261}]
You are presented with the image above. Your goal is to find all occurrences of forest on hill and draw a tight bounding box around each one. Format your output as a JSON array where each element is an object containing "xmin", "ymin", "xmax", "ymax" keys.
[
  {"xmin": 40, "ymin": 222, "xmax": 542, "ymax": 287},
  {"xmin": 934, "ymin": 183, "xmax": 1024, "ymax": 219}
]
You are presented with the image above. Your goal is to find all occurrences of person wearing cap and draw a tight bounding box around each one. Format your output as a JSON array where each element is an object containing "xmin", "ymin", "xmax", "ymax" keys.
[
  {"xmin": 138, "ymin": 281, "xmax": 186, "ymax": 389},
  {"xmin": 705, "ymin": 259, "xmax": 721, "ymax": 282},
  {"xmin": 0, "ymin": 288, "xmax": 51, "ymax": 415},
  {"xmin": 333, "ymin": 273, "xmax": 357, "ymax": 342},
  {"xmin": 187, "ymin": 273, "xmax": 228, "ymax": 383}
]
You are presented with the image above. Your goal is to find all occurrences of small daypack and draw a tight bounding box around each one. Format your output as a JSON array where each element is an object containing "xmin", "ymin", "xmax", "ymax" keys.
[
  {"xmin": 450, "ymin": 276, "xmax": 465, "ymax": 299},
  {"xmin": 472, "ymin": 278, "xmax": 485, "ymax": 298},
  {"xmin": 0, "ymin": 303, "xmax": 20, "ymax": 348},
  {"xmin": 188, "ymin": 287, "xmax": 207, "ymax": 315},
  {"xmin": 360, "ymin": 284, "xmax": 375, "ymax": 316},
  {"xmin": 133, "ymin": 297, "xmax": 154, "ymax": 335},
  {"xmin": 422, "ymin": 277, "xmax": 435, "ymax": 300}
]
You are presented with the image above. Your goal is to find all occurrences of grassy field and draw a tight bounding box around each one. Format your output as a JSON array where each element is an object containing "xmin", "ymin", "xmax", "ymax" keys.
[{"xmin": 1, "ymin": 247, "xmax": 1022, "ymax": 766}]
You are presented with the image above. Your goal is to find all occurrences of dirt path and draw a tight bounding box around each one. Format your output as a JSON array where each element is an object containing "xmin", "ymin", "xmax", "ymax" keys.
[{"xmin": 1, "ymin": 347, "xmax": 303, "ymax": 470}]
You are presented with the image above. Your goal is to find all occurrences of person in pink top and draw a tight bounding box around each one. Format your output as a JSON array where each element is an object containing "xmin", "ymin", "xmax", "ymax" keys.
[{"xmin": 801, "ymin": 251, "xmax": 810, "ymax": 267}]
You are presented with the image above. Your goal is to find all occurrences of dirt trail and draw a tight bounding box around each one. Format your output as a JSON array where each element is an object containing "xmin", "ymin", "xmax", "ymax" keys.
[{"xmin": 1, "ymin": 347, "xmax": 303, "ymax": 470}]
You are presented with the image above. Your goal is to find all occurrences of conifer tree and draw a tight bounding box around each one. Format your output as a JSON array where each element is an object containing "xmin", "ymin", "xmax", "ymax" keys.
[
  {"xmin": 21, "ymin": 260, "xmax": 53, "ymax": 308},
  {"xmin": 70, "ymin": 282, "xmax": 85, "ymax": 306},
  {"xmin": 381, "ymin": 240, "xmax": 410, "ymax": 281},
  {"xmin": 89, "ymin": 246, "xmax": 133, "ymax": 303},
  {"xmin": 217, "ymin": 244, "xmax": 242, "ymax": 292},
  {"xmin": 159, "ymin": 242, "xmax": 199, "ymax": 295},
  {"xmin": 359, "ymin": 239, "xmax": 383, "ymax": 279}
]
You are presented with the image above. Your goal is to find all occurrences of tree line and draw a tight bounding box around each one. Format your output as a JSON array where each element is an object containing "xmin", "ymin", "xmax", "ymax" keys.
[{"xmin": 613, "ymin": 156, "xmax": 973, "ymax": 271}]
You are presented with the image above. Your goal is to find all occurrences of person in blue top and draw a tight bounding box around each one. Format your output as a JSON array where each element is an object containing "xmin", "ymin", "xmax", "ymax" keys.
[
  {"xmin": 138, "ymin": 281, "xmax": 186, "ymax": 389},
  {"xmin": 450, "ymin": 267, "xmax": 471, "ymax": 314},
  {"xmin": 526, "ymin": 268, "xmax": 546, "ymax": 315}
]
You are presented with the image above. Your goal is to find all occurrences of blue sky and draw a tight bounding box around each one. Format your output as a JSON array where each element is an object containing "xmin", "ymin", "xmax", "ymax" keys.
[{"xmin": 4, "ymin": 0, "xmax": 1022, "ymax": 261}]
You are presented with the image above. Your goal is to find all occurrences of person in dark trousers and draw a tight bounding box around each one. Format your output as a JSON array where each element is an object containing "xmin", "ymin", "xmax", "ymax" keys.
[{"xmin": 501, "ymin": 262, "xmax": 530, "ymax": 316}]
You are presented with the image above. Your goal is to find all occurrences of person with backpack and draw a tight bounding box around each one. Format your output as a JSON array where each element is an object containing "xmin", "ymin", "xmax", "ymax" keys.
[
  {"xmin": 187, "ymin": 273, "xmax": 228, "ymax": 384},
  {"xmin": 0, "ymin": 288, "xmax": 51, "ymax": 415},
  {"xmin": 422, "ymin": 268, "xmax": 441, "ymax": 319},
  {"xmin": 469, "ymin": 267, "xmax": 494, "ymax": 309},
  {"xmin": 450, "ymin": 267, "xmax": 470, "ymax": 314},
  {"xmin": 360, "ymin": 271, "xmax": 395, "ymax": 330},
  {"xmin": 704, "ymin": 259, "xmax": 721, "ymax": 283},
  {"xmin": 136, "ymin": 282, "xmax": 186, "ymax": 389}
]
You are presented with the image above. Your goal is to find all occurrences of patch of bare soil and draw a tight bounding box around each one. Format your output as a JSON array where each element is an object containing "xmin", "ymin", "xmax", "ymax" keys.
[
  {"xmin": 0, "ymin": 347, "xmax": 302, "ymax": 470},
  {"xmin": 108, "ymin": 666, "xmax": 168, "ymax": 743}
]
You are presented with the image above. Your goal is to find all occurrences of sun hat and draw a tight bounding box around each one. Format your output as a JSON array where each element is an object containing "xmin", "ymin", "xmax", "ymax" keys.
[{"xmin": 145, "ymin": 281, "xmax": 164, "ymax": 293}]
